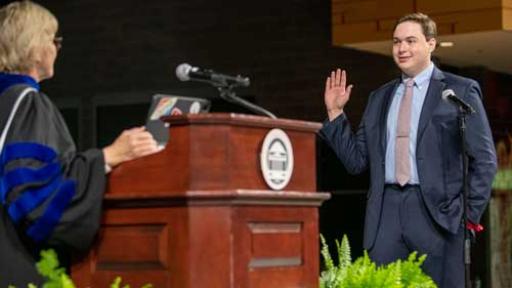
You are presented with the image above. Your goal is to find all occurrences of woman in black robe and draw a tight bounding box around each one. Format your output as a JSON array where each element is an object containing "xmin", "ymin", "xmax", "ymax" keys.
[{"xmin": 0, "ymin": 1, "xmax": 160, "ymax": 285}]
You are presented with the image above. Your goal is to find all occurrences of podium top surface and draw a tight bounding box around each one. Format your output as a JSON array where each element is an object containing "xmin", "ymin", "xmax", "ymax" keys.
[{"xmin": 162, "ymin": 113, "xmax": 322, "ymax": 132}]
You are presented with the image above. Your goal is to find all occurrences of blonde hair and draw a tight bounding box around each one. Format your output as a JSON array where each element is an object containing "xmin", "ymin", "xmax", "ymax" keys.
[{"xmin": 0, "ymin": 1, "xmax": 58, "ymax": 73}]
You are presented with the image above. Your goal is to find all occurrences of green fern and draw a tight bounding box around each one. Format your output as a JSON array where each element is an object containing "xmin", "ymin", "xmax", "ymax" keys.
[
  {"xmin": 336, "ymin": 235, "xmax": 351, "ymax": 269},
  {"xmin": 400, "ymin": 253, "xmax": 436, "ymax": 287},
  {"xmin": 320, "ymin": 234, "xmax": 339, "ymax": 288},
  {"xmin": 2, "ymin": 249, "xmax": 153, "ymax": 288},
  {"xmin": 110, "ymin": 277, "xmax": 153, "ymax": 288},
  {"xmin": 319, "ymin": 235, "xmax": 438, "ymax": 288},
  {"xmin": 320, "ymin": 234, "xmax": 335, "ymax": 270},
  {"xmin": 35, "ymin": 250, "xmax": 75, "ymax": 288},
  {"xmin": 381, "ymin": 261, "xmax": 402, "ymax": 288}
]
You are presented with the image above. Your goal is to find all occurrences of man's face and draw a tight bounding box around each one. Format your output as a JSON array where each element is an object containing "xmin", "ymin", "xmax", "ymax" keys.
[{"xmin": 392, "ymin": 21, "xmax": 436, "ymax": 77}]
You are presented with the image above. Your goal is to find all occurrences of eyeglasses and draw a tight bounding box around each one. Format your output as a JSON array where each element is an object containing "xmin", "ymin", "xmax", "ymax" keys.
[{"xmin": 53, "ymin": 36, "xmax": 63, "ymax": 50}]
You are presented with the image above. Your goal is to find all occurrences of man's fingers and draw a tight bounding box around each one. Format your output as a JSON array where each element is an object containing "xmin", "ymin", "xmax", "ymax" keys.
[
  {"xmin": 346, "ymin": 84, "xmax": 353, "ymax": 98},
  {"xmin": 341, "ymin": 70, "xmax": 346, "ymax": 89},
  {"xmin": 335, "ymin": 69, "xmax": 341, "ymax": 86}
]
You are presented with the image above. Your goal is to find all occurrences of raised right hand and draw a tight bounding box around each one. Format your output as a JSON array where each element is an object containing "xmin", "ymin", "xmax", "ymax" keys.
[{"xmin": 324, "ymin": 69, "xmax": 353, "ymax": 121}]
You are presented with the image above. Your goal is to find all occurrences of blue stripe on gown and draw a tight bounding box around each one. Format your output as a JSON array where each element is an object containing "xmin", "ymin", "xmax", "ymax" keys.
[
  {"xmin": 0, "ymin": 142, "xmax": 76, "ymax": 243},
  {"xmin": 26, "ymin": 180, "xmax": 76, "ymax": 243},
  {"xmin": 1, "ymin": 162, "xmax": 60, "ymax": 203}
]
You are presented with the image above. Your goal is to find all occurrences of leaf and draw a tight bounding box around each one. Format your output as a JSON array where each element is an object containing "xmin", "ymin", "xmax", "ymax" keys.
[
  {"xmin": 110, "ymin": 277, "xmax": 122, "ymax": 288},
  {"xmin": 320, "ymin": 234, "xmax": 335, "ymax": 271},
  {"xmin": 32, "ymin": 249, "xmax": 152, "ymax": 288},
  {"xmin": 36, "ymin": 250, "xmax": 62, "ymax": 279},
  {"xmin": 34, "ymin": 249, "xmax": 76, "ymax": 288},
  {"xmin": 60, "ymin": 274, "xmax": 76, "ymax": 288},
  {"xmin": 337, "ymin": 235, "xmax": 351, "ymax": 269},
  {"xmin": 319, "ymin": 236, "xmax": 438, "ymax": 288}
]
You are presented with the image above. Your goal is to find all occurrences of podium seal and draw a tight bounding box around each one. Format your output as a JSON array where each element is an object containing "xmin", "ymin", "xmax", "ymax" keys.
[{"xmin": 260, "ymin": 128, "xmax": 294, "ymax": 190}]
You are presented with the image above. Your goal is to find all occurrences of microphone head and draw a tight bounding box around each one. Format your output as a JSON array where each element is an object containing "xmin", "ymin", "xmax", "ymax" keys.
[
  {"xmin": 176, "ymin": 63, "xmax": 192, "ymax": 81},
  {"xmin": 238, "ymin": 77, "xmax": 250, "ymax": 87},
  {"xmin": 442, "ymin": 89, "xmax": 455, "ymax": 99}
]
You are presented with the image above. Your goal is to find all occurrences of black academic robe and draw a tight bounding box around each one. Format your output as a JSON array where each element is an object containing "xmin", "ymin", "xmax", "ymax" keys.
[{"xmin": 0, "ymin": 84, "xmax": 106, "ymax": 286}]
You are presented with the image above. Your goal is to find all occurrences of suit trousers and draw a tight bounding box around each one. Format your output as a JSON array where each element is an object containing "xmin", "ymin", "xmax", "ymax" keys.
[{"xmin": 368, "ymin": 185, "xmax": 464, "ymax": 288}]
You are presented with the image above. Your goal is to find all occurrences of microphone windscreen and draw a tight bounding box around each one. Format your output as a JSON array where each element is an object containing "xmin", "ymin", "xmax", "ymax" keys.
[
  {"xmin": 176, "ymin": 63, "xmax": 192, "ymax": 81},
  {"xmin": 442, "ymin": 89, "xmax": 455, "ymax": 100}
]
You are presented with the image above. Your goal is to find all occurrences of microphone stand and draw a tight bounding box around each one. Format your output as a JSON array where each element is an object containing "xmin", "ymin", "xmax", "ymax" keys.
[
  {"xmin": 216, "ymin": 85, "xmax": 277, "ymax": 119},
  {"xmin": 458, "ymin": 106, "xmax": 471, "ymax": 288}
]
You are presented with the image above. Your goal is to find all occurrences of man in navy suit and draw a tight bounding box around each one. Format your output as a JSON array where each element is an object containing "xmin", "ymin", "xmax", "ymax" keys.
[{"xmin": 320, "ymin": 13, "xmax": 497, "ymax": 287}]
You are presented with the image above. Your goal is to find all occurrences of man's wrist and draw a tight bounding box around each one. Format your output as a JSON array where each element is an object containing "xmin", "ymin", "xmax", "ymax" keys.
[{"xmin": 327, "ymin": 109, "xmax": 344, "ymax": 121}]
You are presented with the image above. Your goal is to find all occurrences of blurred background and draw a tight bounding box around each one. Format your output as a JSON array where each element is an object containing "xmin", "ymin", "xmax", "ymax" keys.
[{"xmin": 22, "ymin": 0, "xmax": 512, "ymax": 286}]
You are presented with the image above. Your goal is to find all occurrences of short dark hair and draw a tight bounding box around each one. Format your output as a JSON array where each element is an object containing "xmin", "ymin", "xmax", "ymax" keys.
[{"xmin": 394, "ymin": 13, "xmax": 437, "ymax": 40}]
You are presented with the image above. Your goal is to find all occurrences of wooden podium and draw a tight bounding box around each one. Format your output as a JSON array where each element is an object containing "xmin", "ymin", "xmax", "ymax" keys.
[{"xmin": 72, "ymin": 113, "xmax": 330, "ymax": 288}]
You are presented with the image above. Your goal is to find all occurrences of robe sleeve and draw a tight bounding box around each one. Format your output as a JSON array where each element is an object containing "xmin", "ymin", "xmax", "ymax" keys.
[{"xmin": 0, "ymin": 90, "xmax": 106, "ymax": 251}]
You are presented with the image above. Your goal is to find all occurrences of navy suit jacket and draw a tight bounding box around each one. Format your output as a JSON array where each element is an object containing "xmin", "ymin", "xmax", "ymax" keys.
[{"xmin": 320, "ymin": 67, "xmax": 497, "ymax": 250}]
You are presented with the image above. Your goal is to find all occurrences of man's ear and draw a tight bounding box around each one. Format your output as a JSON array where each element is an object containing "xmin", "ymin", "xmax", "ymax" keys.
[{"xmin": 428, "ymin": 38, "xmax": 437, "ymax": 53}]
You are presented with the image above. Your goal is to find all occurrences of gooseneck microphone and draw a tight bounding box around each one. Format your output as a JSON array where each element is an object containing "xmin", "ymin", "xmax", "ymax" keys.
[
  {"xmin": 442, "ymin": 89, "xmax": 475, "ymax": 114},
  {"xmin": 174, "ymin": 63, "xmax": 276, "ymax": 118},
  {"xmin": 175, "ymin": 63, "xmax": 250, "ymax": 87}
]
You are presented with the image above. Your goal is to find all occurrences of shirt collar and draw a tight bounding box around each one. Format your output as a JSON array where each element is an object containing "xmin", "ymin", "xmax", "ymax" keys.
[
  {"xmin": 0, "ymin": 72, "xmax": 40, "ymax": 95},
  {"xmin": 402, "ymin": 63, "xmax": 435, "ymax": 88}
]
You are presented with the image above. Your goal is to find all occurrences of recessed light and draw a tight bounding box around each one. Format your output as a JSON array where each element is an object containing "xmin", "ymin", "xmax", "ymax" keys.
[{"xmin": 439, "ymin": 41, "xmax": 454, "ymax": 48}]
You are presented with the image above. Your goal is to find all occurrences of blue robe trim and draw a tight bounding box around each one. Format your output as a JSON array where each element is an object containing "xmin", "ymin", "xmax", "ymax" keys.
[
  {"xmin": 26, "ymin": 180, "xmax": 76, "ymax": 243},
  {"xmin": 0, "ymin": 143, "xmax": 58, "ymax": 202},
  {"xmin": 0, "ymin": 142, "xmax": 76, "ymax": 243},
  {"xmin": 0, "ymin": 162, "xmax": 61, "ymax": 203},
  {"xmin": 0, "ymin": 72, "xmax": 40, "ymax": 95},
  {"xmin": 7, "ymin": 175, "xmax": 63, "ymax": 224},
  {"xmin": 0, "ymin": 142, "xmax": 57, "ymax": 173}
]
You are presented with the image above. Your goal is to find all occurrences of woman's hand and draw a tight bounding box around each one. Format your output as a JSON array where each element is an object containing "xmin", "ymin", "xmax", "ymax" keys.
[{"xmin": 102, "ymin": 127, "xmax": 161, "ymax": 168}]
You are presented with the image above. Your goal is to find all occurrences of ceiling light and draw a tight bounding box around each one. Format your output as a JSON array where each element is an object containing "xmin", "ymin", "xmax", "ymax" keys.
[{"xmin": 439, "ymin": 41, "xmax": 454, "ymax": 48}]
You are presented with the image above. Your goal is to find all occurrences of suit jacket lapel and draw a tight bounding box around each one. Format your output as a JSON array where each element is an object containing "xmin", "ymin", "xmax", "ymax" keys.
[
  {"xmin": 379, "ymin": 79, "xmax": 400, "ymax": 156},
  {"xmin": 417, "ymin": 67, "xmax": 446, "ymax": 144}
]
